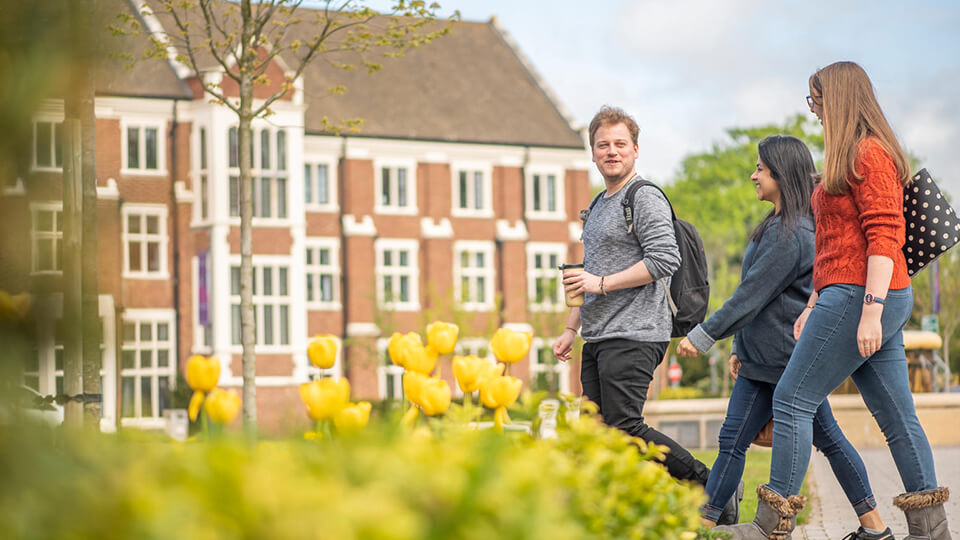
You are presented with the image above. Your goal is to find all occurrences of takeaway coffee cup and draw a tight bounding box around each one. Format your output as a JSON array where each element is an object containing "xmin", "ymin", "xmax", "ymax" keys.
[{"xmin": 559, "ymin": 264, "xmax": 585, "ymax": 307}]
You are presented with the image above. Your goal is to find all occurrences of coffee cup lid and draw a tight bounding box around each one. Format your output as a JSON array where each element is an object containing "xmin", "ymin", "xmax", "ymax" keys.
[{"xmin": 558, "ymin": 264, "xmax": 584, "ymax": 271}]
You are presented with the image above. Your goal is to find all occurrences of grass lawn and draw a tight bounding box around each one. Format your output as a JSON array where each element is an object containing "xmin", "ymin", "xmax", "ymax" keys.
[{"xmin": 692, "ymin": 448, "xmax": 813, "ymax": 525}]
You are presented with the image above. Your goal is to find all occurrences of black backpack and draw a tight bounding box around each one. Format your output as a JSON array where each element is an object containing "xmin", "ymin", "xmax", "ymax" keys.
[{"xmin": 583, "ymin": 178, "xmax": 709, "ymax": 338}]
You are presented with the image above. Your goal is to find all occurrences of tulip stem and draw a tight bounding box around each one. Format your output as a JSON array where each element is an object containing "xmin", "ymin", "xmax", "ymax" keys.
[
  {"xmin": 463, "ymin": 392, "xmax": 471, "ymax": 411},
  {"xmin": 322, "ymin": 419, "xmax": 333, "ymax": 439},
  {"xmin": 202, "ymin": 406, "xmax": 210, "ymax": 439}
]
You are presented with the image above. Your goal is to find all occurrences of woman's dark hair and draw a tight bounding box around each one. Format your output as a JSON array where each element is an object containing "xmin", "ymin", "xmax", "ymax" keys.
[{"xmin": 750, "ymin": 135, "xmax": 816, "ymax": 242}]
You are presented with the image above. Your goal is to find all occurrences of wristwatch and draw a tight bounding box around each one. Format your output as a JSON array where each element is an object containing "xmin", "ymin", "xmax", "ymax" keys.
[{"xmin": 863, "ymin": 293, "xmax": 885, "ymax": 306}]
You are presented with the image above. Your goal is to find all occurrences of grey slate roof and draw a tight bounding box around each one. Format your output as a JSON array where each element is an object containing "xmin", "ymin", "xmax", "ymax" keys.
[
  {"xmin": 95, "ymin": 0, "xmax": 193, "ymax": 99},
  {"xmin": 297, "ymin": 18, "xmax": 585, "ymax": 149},
  {"xmin": 118, "ymin": 1, "xmax": 584, "ymax": 148}
]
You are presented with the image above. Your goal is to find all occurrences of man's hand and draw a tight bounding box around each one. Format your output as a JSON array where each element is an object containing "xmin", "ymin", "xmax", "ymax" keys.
[
  {"xmin": 729, "ymin": 354, "xmax": 740, "ymax": 380},
  {"xmin": 553, "ymin": 328, "xmax": 576, "ymax": 362},
  {"xmin": 563, "ymin": 270, "xmax": 602, "ymax": 295},
  {"xmin": 676, "ymin": 337, "xmax": 700, "ymax": 357}
]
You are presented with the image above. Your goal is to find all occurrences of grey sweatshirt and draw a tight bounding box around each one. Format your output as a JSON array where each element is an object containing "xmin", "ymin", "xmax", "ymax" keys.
[{"xmin": 580, "ymin": 182, "xmax": 680, "ymax": 343}]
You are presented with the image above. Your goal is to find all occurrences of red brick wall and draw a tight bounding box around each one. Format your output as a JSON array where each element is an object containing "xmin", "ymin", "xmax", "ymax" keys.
[
  {"xmin": 342, "ymin": 159, "xmax": 373, "ymax": 215},
  {"xmin": 96, "ymin": 118, "xmax": 121, "ymax": 183}
]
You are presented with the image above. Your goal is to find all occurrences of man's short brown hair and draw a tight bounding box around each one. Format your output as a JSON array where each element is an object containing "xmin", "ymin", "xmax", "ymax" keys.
[{"xmin": 588, "ymin": 106, "xmax": 639, "ymax": 148}]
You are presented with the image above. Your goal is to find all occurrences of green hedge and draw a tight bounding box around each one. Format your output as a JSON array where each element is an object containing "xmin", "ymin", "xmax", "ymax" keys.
[{"xmin": 0, "ymin": 413, "xmax": 711, "ymax": 540}]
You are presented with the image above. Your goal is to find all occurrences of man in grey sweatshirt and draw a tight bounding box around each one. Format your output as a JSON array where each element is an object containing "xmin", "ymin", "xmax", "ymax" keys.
[{"xmin": 554, "ymin": 106, "xmax": 728, "ymax": 515}]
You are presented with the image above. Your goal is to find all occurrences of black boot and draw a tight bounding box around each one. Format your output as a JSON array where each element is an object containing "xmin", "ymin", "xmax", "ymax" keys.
[
  {"xmin": 893, "ymin": 487, "xmax": 952, "ymax": 540},
  {"xmin": 717, "ymin": 480, "xmax": 746, "ymax": 526}
]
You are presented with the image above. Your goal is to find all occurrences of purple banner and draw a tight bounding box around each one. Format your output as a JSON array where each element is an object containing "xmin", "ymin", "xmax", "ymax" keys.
[{"xmin": 199, "ymin": 251, "xmax": 210, "ymax": 326}]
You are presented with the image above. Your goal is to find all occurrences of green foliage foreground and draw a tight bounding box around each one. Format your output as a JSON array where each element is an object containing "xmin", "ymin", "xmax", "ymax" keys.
[{"xmin": 0, "ymin": 414, "xmax": 709, "ymax": 540}]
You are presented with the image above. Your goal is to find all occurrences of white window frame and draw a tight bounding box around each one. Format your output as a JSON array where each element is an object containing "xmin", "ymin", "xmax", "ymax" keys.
[
  {"xmin": 453, "ymin": 240, "xmax": 495, "ymax": 311},
  {"xmin": 376, "ymin": 338, "xmax": 405, "ymax": 400},
  {"xmin": 194, "ymin": 125, "xmax": 210, "ymax": 223},
  {"xmin": 229, "ymin": 256, "xmax": 293, "ymax": 353},
  {"xmin": 227, "ymin": 126, "xmax": 290, "ymax": 225},
  {"xmin": 122, "ymin": 204, "xmax": 169, "ymax": 280},
  {"xmin": 119, "ymin": 309, "xmax": 177, "ymax": 429},
  {"xmin": 304, "ymin": 158, "xmax": 339, "ymax": 212},
  {"xmin": 306, "ymin": 335, "xmax": 344, "ymax": 380},
  {"xmin": 525, "ymin": 166, "xmax": 566, "ymax": 220},
  {"xmin": 30, "ymin": 202, "xmax": 63, "ymax": 275},
  {"xmin": 526, "ymin": 242, "xmax": 566, "ymax": 312},
  {"xmin": 192, "ymin": 254, "xmax": 213, "ymax": 354},
  {"xmin": 25, "ymin": 294, "xmax": 117, "ymax": 432},
  {"xmin": 32, "ymin": 117, "xmax": 64, "ymax": 172},
  {"xmin": 451, "ymin": 162, "xmax": 493, "ymax": 218},
  {"xmin": 529, "ymin": 337, "xmax": 571, "ymax": 394},
  {"xmin": 374, "ymin": 238, "xmax": 420, "ymax": 311},
  {"xmin": 374, "ymin": 158, "xmax": 418, "ymax": 215},
  {"xmin": 305, "ymin": 238, "xmax": 341, "ymax": 310},
  {"xmin": 121, "ymin": 119, "xmax": 167, "ymax": 176}
]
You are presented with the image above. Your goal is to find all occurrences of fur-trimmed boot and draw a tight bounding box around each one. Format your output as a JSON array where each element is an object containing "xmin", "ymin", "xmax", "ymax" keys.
[
  {"xmin": 713, "ymin": 484, "xmax": 807, "ymax": 539},
  {"xmin": 893, "ymin": 487, "xmax": 952, "ymax": 540}
]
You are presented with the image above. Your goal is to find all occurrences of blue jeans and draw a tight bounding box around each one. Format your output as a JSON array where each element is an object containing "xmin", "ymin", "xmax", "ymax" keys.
[
  {"xmin": 769, "ymin": 284, "xmax": 938, "ymax": 497},
  {"xmin": 701, "ymin": 376, "xmax": 876, "ymax": 523}
]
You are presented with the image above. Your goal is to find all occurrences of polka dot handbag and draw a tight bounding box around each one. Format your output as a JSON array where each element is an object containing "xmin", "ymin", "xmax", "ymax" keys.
[{"xmin": 903, "ymin": 168, "xmax": 960, "ymax": 276}]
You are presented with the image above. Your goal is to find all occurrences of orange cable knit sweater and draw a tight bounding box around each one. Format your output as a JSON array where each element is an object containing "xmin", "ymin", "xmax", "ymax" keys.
[{"xmin": 811, "ymin": 138, "xmax": 910, "ymax": 292}]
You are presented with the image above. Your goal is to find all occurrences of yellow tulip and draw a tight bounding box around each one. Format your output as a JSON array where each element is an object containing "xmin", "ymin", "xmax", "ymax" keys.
[
  {"xmin": 490, "ymin": 328, "xmax": 532, "ymax": 363},
  {"xmin": 402, "ymin": 337, "xmax": 437, "ymax": 375},
  {"xmin": 185, "ymin": 355, "xmax": 220, "ymax": 393},
  {"xmin": 480, "ymin": 375, "xmax": 523, "ymax": 433},
  {"xmin": 299, "ymin": 377, "xmax": 351, "ymax": 420},
  {"xmin": 452, "ymin": 355, "xmax": 504, "ymax": 394},
  {"xmin": 334, "ymin": 401, "xmax": 372, "ymax": 432},
  {"xmin": 403, "ymin": 371, "xmax": 428, "ymax": 405},
  {"xmin": 188, "ymin": 390, "xmax": 205, "ymax": 421},
  {"xmin": 418, "ymin": 377, "xmax": 451, "ymax": 416},
  {"xmin": 387, "ymin": 332, "xmax": 407, "ymax": 367},
  {"xmin": 479, "ymin": 375, "xmax": 523, "ymax": 409},
  {"xmin": 204, "ymin": 388, "xmax": 241, "ymax": 424},
  {"xmin": 0, "ymin": 291, "xmax": 31, "ymax": 321},
  {"xmin": 307, "ymin": 335, "xmax": 338, "ymax": 369},
  {"xmin": 426, "ymin": 321, "xmax": 459, "ymax": 355}
]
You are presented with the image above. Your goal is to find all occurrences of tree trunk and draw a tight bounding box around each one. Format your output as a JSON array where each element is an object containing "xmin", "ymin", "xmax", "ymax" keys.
[
  {"xmin": 78, "ymin": 0, "xmax": 101, "ymax": 428},
  {"xmin": 238, "ymin": 0, "xmax": 257, "ymax": 436},
  {"xmin": 61, "ymin": 120, "xmax": 84, "ymax": 427}
]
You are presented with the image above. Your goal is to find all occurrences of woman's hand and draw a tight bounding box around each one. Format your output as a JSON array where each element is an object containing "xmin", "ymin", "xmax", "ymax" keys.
[
  {"xmin": 857, "ymin": 304, "xmax": 884, "ymax": 357},
  {"xmin": 676, "ymin": 337, "xmax": 700, "ymax": 357},
  {"xmin": 563, "ymin": 270, "xmax": 602, "ymax": 295},
  {"xmin": 794, "ymin": 306, "xmax": 813, "ymax": 341},
  {"xmin": 729, "ymin": 354, "xmax": 740, "ymax": 380}
]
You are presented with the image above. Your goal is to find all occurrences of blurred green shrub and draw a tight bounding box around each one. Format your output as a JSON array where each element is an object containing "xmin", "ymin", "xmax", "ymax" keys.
[
  {"xmin": 0, "ymin": 412, "xmax": 705, "ymax": 539},
  {"xmin": 657, "ymin": 386, "xmax": 705, "ymax": 400}
]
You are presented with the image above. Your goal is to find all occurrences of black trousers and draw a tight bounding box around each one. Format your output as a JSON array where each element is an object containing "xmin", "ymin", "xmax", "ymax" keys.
[{"xmin": 581, "ymin": 338, "xmax": 710, "ymax": 485}]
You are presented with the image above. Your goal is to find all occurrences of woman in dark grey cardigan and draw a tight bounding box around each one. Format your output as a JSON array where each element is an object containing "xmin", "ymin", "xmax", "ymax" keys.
[{"xmin": 677, "ymin": 135, "xmax": 892, "ymax": 538}]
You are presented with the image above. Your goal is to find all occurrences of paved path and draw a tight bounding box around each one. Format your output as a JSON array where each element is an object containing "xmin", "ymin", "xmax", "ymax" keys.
[{"xmin": 800, "ymin": 446, "xmax": 960, "ymax": 539}]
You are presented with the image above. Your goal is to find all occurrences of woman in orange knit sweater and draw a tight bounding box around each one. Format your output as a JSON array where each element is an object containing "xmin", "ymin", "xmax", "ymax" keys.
[{"xmin": 717, "ymin": 61, "xmax": 952, "ymax": 540}]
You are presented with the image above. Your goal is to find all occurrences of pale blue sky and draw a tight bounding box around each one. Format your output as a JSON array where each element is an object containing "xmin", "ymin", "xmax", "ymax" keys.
[{"xmin": 361, "ymin": 0, "xmax": 960, "ymax": 197}]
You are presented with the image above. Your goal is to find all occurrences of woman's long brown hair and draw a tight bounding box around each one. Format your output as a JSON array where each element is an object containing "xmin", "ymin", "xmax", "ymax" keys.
[{"xmin": 811, "ymin": 61, "xmax": 910, "ymax": 194}]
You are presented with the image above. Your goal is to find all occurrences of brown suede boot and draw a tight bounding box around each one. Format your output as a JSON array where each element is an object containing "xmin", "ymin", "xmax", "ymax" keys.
[
  {"xmin": 893, "ymin": 487, "xmax": 952, "ymax": 540},
  {"xmin": 713, "ymin": 484, "xmax": 807, "ymax": 539}
]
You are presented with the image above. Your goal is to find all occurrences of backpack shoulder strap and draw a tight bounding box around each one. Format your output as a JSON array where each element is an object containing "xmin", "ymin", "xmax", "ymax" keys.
[{"xmin": 621, "ymin": 178, "xmax": 676, "ymax": 233}]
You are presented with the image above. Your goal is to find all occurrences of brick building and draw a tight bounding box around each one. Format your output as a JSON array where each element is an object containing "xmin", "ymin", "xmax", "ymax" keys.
[{"xmin": 2, "ymin": 0, "xmax": 594, "ymax": 431}]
